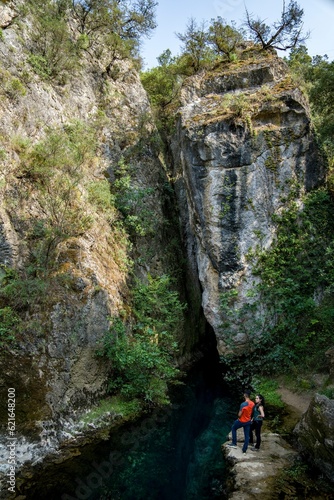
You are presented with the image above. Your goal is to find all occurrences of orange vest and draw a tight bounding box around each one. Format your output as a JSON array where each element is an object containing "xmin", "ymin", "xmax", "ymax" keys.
[{"xmin": 239, "ymin": 401, "xmax": 255, "ymax": 423}]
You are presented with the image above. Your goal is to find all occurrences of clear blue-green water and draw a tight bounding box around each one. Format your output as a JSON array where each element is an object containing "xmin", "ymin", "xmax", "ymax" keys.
[{"xmin": 24, "ymin": 357, "xmax": 236, "ymax": 500}]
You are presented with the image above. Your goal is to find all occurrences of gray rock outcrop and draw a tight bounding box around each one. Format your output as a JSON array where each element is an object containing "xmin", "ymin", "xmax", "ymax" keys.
[
  {"xmin": 171, "ymin": 53, "xmax": 323, "ymax": 353},
  {"xmin": 223, "ymin": 432, "xmax": 297, "ymax": 499},
  {"xmin": 0, "ymin": 2, "xmax": 198, "ymax": 484},
  {"xmin": 294, "ymin": 393, "xmax": 334, "ymax": 483}
]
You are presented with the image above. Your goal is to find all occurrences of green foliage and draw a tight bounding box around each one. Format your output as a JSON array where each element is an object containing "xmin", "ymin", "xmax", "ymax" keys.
[
  {"xmin": 0, "ymin": 266, "xmax": 47, "ymax": 346},
  {"xmin": 98, "ymin": 275, "xmax": 185, "ymax": 405},
  {"xmin": 320, "ymin": 387, "xmax": 334, "ymax": 399},
  {"xmin": 112, "ymin": 158, "xmax": 155, "ymax": 237},
  {"xmin": 208, "ymin": 17, "xmax": 244, "ymax": 61},
  {"xmin": 140, "ymin": 50, "xmax": 181, "ymax": 109},
  {"xmin": 253, "ymin": 190, "xmax": 334, "ymax": 367},
  {"xmin": 14, "ymin": 121, "xmax": 99, "ymax": 270},
  {"xmin": 307, "ymin": 57, "xmax": 334, "ymax": 194},
  {"xmin": 80, "ymin": 396, "xmax": 142, "ymax": 426},
  {"xmin": 0, "ymin": 68, "xmax": 27, "ymax": 100},
  {"xmin": 132, "ymin": 274, "xmax": 186, "ymax": 339},
  {"xmin": 87, "ymin": 179, "xmax": 117, "ymax": 223},
  {"xmin": 5, "ymin": 77, "xmax": 26, "ymax": 99},
  {"xmin": 275, "ymin": 457, "xmax": 333, "ymax": 498},
  {"xmin": 27, "ymin": 54, "xmax": 53, "ymax": 80},
  {"xmin": 27, "ymin": 0, "xmax": 79, "ymax": 81},
  {"xmin": 0, "ymin": 306, "xmax": 21, "ymax": 347},
  {"xmin": 221, "ymin": 189, "xmax": 334, "ymax": 376},
  {"xmin": 70, "ymin": 0, "xmax": 157, "ymax": 68},
  {"xmin": 252, "ymin": 377, "xmax": 284, "ymax": 409},
  {"xmin": 0, "ymin": 272, "xmax": 47, "ymax": 310},
  {"xmin": 176, "ymin": 18, "xmax": 214, "ymax": 73},
  {"xmin": 287, "ymin": 49, "xmax": 334, "ymax": 195}
]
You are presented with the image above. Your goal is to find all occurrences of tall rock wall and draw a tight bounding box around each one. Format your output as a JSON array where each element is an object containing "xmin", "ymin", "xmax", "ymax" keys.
[
  {"xmin": 0, "ymin": 2, "xmax": 205, "ymax": 482},
  {"xmin": 170, "ymin": 52, "xmax": 324, "ymax": 353}
]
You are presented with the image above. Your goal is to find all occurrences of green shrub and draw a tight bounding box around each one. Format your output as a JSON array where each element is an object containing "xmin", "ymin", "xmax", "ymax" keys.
[
  {"xmin": 27, "ymin": 54, "xmax": 52, "ymax": 80},
  {"xmin": 0, "ymin": 307, "xmax": 21, "ymax": 347},
  {"xmin": 27, "ymin": 0, "xmax": 79, "ymax": 81},
  {"xmin": 0, "ymin": 266, "xmax": 47, "ymax": 310},
  {"xmin": 221, "ymin": 188, "xmax": 334, "ymax": 375},
  {"xmin": 320, "ymin": 387, "xmax": 334, "ymax": 399},
  {"xmin": 98, "ymin": 275, "xmax": 185, "ymax": 406},
  {"xmin": 252, "ymin": 377, "xmax": 284, "ymax": 409},
  {"xmin": 87, "ymin": 180, "xmax": 117, "ymax": 223},
  {"xmin": 5, "ymin": 77, "xmax": 27, "ymax": 100},
  {"xmin": 112, "ymin": 158, "xmax": 156, "ymax": 237}
]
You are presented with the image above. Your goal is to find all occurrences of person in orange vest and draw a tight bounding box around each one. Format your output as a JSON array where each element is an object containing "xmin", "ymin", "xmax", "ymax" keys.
[{"xmin": 227, "ymin": 390, "xmax": 255, "ymax": 454}]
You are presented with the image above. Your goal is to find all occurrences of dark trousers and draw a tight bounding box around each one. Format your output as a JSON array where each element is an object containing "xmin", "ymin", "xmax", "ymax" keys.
[
  {"xmin": 249, "ymin": 420, "xmax": 263, "ymax": 449},
  {"xmin": 231, "ymin": 420, "xmax": 251, "ymax": 452}
]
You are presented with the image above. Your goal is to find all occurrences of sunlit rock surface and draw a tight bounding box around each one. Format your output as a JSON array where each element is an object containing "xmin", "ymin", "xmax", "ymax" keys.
[
  {"xmin": 171, "ymin": 53, "xmax": 324, "ymax": 353},
  {"xmin": 222, "ymin": 432, "xmax": 297, "ymax": 498}
]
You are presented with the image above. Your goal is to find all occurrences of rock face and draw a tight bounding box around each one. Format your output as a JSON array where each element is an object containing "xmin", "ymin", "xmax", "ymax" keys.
[
  {"xmin": 223, "ymin": 432, "xmax": 297, "ymax": 499},
  {"xmin": 294, "ymin": 394, "xmax": 334, "ymax": 483},
  {"xmin": 170, "ymin": 52, "xmax": 323, "ymax": 353},
  {"xmin": 0, "ymin": 2, "xmax": 202, "ymax": 485}
]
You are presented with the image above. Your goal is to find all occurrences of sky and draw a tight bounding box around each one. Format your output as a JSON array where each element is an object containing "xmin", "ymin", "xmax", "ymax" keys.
[{"xmin": 140, "ymin": 0, "xmax": 334, "ymax": 69}]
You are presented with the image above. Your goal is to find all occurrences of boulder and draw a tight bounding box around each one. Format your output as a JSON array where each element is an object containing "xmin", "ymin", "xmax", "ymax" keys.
[
  {"xmin": 222, "ymin": 432, "xmax": 297, "ymax": 499},
  {"xmin": 294, "ymin": 393, "xmax": 334, "ymax": 483}
]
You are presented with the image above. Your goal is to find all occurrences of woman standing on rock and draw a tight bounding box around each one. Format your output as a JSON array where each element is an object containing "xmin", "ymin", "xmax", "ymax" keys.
[{"xmin": 250, "ymin": 394, "xmax": 265, "ymax": 451}]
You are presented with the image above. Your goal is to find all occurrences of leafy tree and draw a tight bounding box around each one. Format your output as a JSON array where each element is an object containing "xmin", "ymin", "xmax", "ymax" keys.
[
  {"xmin": 287, "ymin": 49, "xmax": 334, "ymax": 194},
  {"xmin": 18, "ymin": 122, "xmax": 97, "ymax": 270},
  {"xmin": 221, "ymin": 189, "xmax": 334, "ymax": 376},
  {"xmin": 71, "ymin": 0, "xmax": 157, "ymax": 66},
  {"xmin": 309, "ymin": 57, "xmax": 334, "ymax": 140},
  {"xmin": 98, "ymin": 275, "xmax": 185, "ymax": 405},
  {"xmin": 141, "ymin": 49, "xmax": 181, "ymax": 108},
  {"xmin": 176, "ymin": 18, "xmax": 213, "ymax": 73},
  {"xmin": 27, "ymin": 0, "xmax": 79, "ymax": 80},
  {"xmin": 245, "ymin": 0, "xmax": 309, "ymax": 51},
  {"xmin": 208, "ymin": 17, "xmax": 244, "ymax": 61},
  {"xmin": 308, "ymin": 56, "xmax": 334, "ymax": 194}
]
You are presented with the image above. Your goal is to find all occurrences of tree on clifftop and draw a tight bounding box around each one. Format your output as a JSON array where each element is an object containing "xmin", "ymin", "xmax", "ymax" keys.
[
  {"xmin": 245, "ymin": 0, "xmax": 309, "ymax": 51},
  {"xmin": 71, "ymin": 0, "xmax": 157, "ymax": 63}
]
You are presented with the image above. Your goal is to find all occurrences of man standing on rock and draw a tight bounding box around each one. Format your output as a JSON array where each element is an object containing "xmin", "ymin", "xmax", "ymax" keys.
[{"xmin": 227, "ymin": 390, "xmax": 255, "ymax": 454}]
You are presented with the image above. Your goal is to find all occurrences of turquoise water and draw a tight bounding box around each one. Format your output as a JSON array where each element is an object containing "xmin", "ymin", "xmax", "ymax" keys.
[{"xmin": 23, "ymin": 357, "xmax": 235, "ymax": 499}]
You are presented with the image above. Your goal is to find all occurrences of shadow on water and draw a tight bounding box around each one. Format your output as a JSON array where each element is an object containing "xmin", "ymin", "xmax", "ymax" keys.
[{"xmin": 22, "ymin": 351, "xmax": 236, "ymax": 500}]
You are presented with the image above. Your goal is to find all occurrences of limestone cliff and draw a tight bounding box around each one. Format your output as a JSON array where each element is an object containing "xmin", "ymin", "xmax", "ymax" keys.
[
  {"xmin": 0, "ymin": 2, "xmax": 204, "ymax": 486},
  {"xmin": 0, "ymin": 1, "xmax": 326, "ymax": 493},
  {"xmin": 170, "ymin": 51, "xmax": 324, "ymax": 354}
]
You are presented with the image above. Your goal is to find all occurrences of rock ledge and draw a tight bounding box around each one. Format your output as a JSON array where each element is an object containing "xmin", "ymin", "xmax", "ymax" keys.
[{"xmin": 222, "ymin": 432, "xmax": 297, "ymax": 499}]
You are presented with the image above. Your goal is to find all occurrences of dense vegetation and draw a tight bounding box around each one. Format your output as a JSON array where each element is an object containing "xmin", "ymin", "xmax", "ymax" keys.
[
  {"xmin": 98, "ymin": 274, "xmax": 185, "ymax": 406},
  {"xmin": 19, "ymin": 0, "xmax": 157, "ymax": 81}
]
